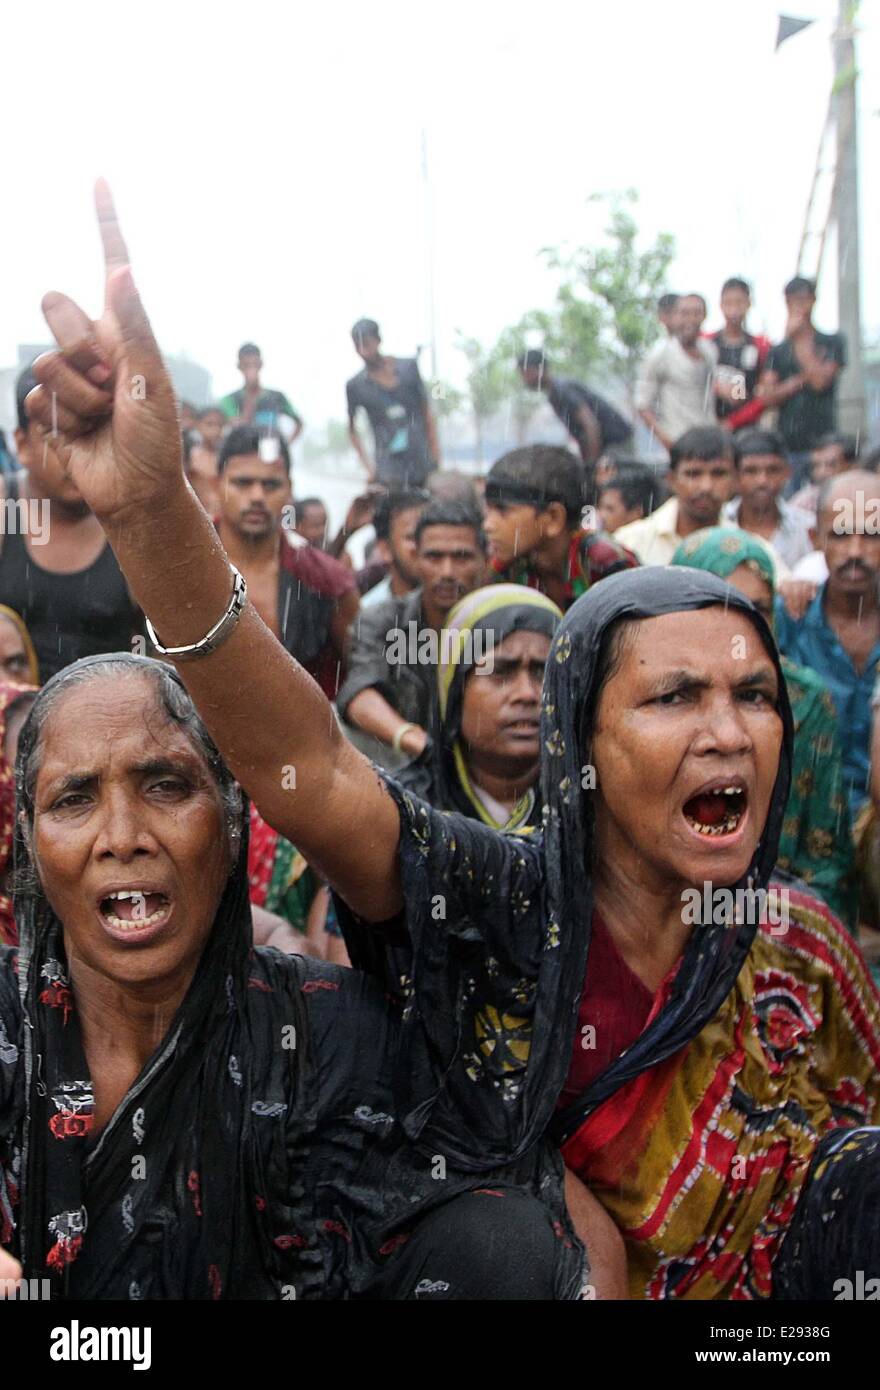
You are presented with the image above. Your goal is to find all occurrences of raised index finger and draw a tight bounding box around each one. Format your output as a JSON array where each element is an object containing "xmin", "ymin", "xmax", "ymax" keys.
[{"xmin": 94, "ymin": 178, "xmax": 131, "ymax": 286}]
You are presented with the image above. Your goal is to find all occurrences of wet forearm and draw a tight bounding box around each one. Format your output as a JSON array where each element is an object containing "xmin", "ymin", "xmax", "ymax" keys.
[{"xmin": 104, "ymin": 483, "xmax": 401, "ymax": 918}]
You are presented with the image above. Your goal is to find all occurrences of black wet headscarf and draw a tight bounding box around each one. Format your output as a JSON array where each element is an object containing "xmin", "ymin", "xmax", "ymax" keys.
[
  {"xmin": 541, "ymin": 567, "xmax": 794, "ymax": 1142},
  {"xmin": 341, "ymin": 568, "xmax": 794, "ymax": 1169},
  {"xmin": 1, "ymin": 654, "xmax": 326, "ymax": 1297},
  {"xmin": 399, "ymin": 584, "xmax": 562, "ymax": 829}
]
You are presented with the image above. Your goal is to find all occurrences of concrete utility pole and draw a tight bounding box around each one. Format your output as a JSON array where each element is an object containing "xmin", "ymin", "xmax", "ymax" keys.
[{"xmin": 833, "ymin": 0, "xmax": 866, "ymax": 435}]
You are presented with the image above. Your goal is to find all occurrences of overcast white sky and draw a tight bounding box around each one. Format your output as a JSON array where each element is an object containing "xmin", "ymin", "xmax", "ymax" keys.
[{"xmin": 2, "ymin": 0, "xmax": 878, "ymax": 425}]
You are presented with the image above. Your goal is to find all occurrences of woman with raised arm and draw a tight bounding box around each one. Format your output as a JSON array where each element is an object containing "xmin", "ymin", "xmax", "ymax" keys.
[
  {"xmin": 0, "ymin": 186, "xmax": 618, "ymax": 1302},
  {"xmin": 17, "ymin": 185, "xmax": 880, "ymax": 1302}
]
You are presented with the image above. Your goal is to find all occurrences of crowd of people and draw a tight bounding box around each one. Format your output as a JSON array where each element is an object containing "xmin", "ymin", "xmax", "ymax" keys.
[{"xmin": 0, "ymin": 185, "xmax": 879, "ymax": 1303}]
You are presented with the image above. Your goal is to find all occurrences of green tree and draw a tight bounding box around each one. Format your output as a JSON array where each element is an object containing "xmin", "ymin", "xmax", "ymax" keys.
[
  {"xmin": 541, "ymin": 190, "xmax": 675, "ymax": 397},
  {"xmin": 456, "ymin": 334, "xmax": 511, "ymax": 462}
]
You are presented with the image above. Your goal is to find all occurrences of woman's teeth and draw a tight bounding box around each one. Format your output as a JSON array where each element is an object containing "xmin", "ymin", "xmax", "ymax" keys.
[
  {"xmin": 685, "ymin": 813, "xmax": 741, "ymax": 837},
  {"xmin": 683, "ymin": 786, "xmax": 745, "ymax": 837},
  {"xmin": 101, "ymin": 891, "xmax": 169, "ymax": 930}
]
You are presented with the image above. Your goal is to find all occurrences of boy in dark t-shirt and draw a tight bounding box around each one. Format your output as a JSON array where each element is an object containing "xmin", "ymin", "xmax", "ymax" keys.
[
  {"xmin": 757, "ymin": 277, "xmax": 846, "ymax": 482},
  {"xmin": 517, "ymin": 350, "xmax": 632, "ymax": 469},
  {"xmin": 346, "ymin": 319, "xmax": 438, "ymax": 488},
  {"xmin": 705, "ymin": 277, "xmax": 771, "ymax": 430},
  {"xmin": 219, "ymin": 342, "xmax": 304, "ymax": 441}
]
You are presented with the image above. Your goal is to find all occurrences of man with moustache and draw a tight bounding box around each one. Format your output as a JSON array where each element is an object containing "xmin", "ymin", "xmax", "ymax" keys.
[
  {"xmin": 215, "ymin": 425, "xmax": 358, "ymax": 698},
  {"xmin": 776, "ymin": 470, "xmax": 880, "ymax": 818}
]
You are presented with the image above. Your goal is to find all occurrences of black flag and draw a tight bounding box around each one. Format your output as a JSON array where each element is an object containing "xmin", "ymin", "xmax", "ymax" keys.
[{"xmin": 776, "ymin": 14, "xmax": 815, "ymax": 49}]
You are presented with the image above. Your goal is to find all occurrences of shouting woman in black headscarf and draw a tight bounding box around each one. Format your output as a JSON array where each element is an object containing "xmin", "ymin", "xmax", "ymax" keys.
[{"xmin": 21, "ymin": 182, "xmax": 880, "ymax": 1300}]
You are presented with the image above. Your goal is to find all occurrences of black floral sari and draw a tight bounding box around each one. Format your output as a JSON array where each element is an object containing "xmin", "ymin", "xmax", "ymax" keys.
[{"xmin": 0, "ymin": 655, "xmax": 583, "ymax": 1300}]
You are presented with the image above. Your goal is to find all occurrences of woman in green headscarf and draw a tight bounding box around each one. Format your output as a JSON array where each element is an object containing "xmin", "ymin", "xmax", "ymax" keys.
[
  {"xmin": 399, "ymin": 584, "xmax": 563, "ymax": 832},
  {"xmin": 672, "ymin": 526, "xmax": 855, "ymax": 926}
]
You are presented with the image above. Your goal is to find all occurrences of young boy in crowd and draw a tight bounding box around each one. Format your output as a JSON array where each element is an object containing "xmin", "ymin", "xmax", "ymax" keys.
[
  {"xmin": 597, "ymin": 462, "xmax": 665, "ymax": 534},
  {"xmin": 483, "ymin": 445, "xmax": 637, "ymax": 611}
]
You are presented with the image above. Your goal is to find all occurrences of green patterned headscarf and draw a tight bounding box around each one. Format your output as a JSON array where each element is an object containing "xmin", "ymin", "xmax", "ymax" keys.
[{"xmin": 671, "ymin": 526, "xmax": 776, "ymax": 594}]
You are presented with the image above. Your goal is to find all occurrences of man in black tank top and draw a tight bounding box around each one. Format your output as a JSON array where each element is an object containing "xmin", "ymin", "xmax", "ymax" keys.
[{"xmin": 0, "ymin": 367, "xmax": 142, "ymax": 681}]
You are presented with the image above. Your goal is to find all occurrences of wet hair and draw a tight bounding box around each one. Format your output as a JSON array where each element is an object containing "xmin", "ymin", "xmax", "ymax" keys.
[
  {"xmin": 657, "ymin": 293, "xmax": 679, "ymax": 313},
  {"xmin": 217, "ymin": 425, "xmax": 290, "ymax": 475},
  {"xmin": 517, "ymin": 348, "xmax": 548, "ymax": 372},
  {"xmin": 372, "ymin": 488, "xmax": 429, "ymax": 542},
  {"xmin": 721, "ymin": 277, "xmax": 751, "ymax": 297},
  {"xmin": 425, "ymin": 470, "xmax": 481, "ymax": 509},
  {"xmin": 351, "ymin": 318, "xmax": 380, "ymax": 343},
  {"xmin": 487, "ymin": 445, "xmax": 587, "ymax": 524},
  {"xmin": 784, "ymin": 276, "xmax": 815, "ymax": 298},
  {"xmin": 293, "ymin": 497, "xmax": 326, "ymax": 524},
  {"xmin": 415, "ymin": 498, "xmax": 485, "ymax": 550},
  {"xmin": 15, "ymin": 656, "xmax": 243, "ymax": 881},
  {"xmin": 669, "ymin": 427, "xmax": 733, "ymax": 469},
  {"xmin": 15, "ymin": 364, "xmax": 39, "ymax": 432},
  {"xmin": 238, "ymin": 342, "xmax": 260, "ymax": 358},
  {"xmin": 734, "ymin": 428, "xmax": 785, "ymax": 465},
  {"xmin": 599, "ymin": 463, "xmax": 664, "ymax": 518}
]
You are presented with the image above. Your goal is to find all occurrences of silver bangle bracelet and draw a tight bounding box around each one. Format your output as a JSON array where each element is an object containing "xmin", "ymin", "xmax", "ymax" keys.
[{"xmin": 145, "ymin": 566, "xmax": 248, "ymax": 662}]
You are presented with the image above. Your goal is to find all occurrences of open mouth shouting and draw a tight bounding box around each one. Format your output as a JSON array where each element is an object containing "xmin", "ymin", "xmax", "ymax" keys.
[
  {"xmin": 681, "ymin": 779, "xmax": 748, "ymax": 840},
  {"xmin": 97, "ymin": 886, "xmax": 173, "ymax": 942}
]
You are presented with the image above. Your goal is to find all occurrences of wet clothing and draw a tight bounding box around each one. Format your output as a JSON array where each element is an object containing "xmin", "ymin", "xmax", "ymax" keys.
[
  {"xmin": 634, "ymin": 337, "xmax": 716, "ymax": 445},
  {"xmin": 0, "ymin": 655, "xmax": 584, "ymax": 1300},
  {"xmin": 705, "ymin": 329, "xmax": 771, "ymax": 428},
  {"xmin": 346, "ymin": 359, "xmax": 432, "ymax": 488},
  {"xmin": 336, "ymin": 587, "xmax": 433, "ymax": 733},
  {"xmin": 0, "ymin": 478, "xmax": 142, "ymax": 682},
  {"xmin": 722, "ymin": 496, "xmax": 814, "ymax": 571},
  {"xmin": 545, "ymin": 377, "xmax": 632, "ymax": 457},
  {"xmin": 765, "ymin": 332, "xmax": 846, "ymax": 453},
  {"xmin": 398, "ymin": 584, "xmax": 561, "ymax": 831},
  {"xmin": 560, "ymin": 884, "xmax": 880, "ymax": 1299},
  {"xmin": 490, "ymin": 529, "xmax": 637, "ymax": 610},
  {"xmin": 277, "ymin": 535, "xmax": 356, "ymax": 700},
  {"xmin": 342, "ymin": 566, "xmax": 880, "ymax": 1299},
  {"xmin": 219, "ymin": 388, "xmax": 300, "ymax": 432}
]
